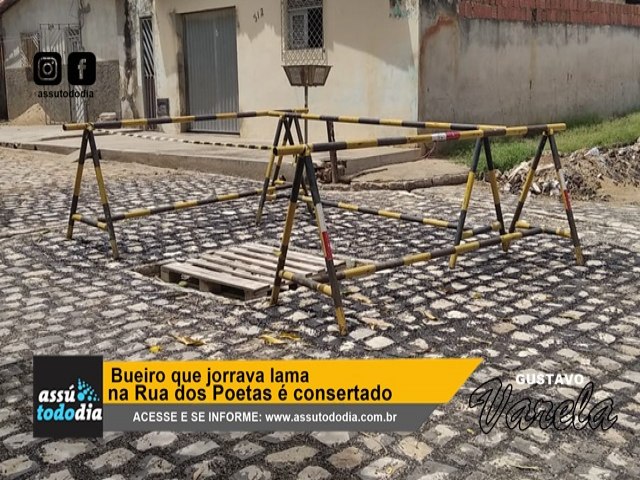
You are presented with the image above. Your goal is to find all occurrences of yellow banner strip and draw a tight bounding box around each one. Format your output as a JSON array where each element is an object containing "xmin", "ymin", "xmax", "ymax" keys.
[{"xmin": 103, "ymin": 359, "xmax": 481, "ymax": 405}]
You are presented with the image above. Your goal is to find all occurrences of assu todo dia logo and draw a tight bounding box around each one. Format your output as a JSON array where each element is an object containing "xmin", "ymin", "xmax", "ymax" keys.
[{"xmin": 33, "ymin": 356, "xmax": 103, "ymax": 438}]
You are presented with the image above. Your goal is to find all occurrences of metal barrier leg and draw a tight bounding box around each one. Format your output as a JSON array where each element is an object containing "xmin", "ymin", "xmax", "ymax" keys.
[
  {"xmin": 302, "ymin": 155, "xmax": 348, "ymax": 335},
  {"xmin": 549, "ymin": 134, "xmax": 585, "ymax": 266},
  {"xmin": 449, "ymin": 139, "xmax": 482, "ymax": 269},
  {"xmin": 483, "ymin": 138, "xmax": 507, "ymax": 250},
  {"xmin": 326, "ymin": 120, "xmax": 340, "ymax": 183},
  {"xmin": 288, "ymin": 117, "xmax": 314, "ymax": 216},
  {"xmin": 256, "ymin": 118, "xmax": 285, "ymax": 225},
  {"xmin": 505, "ymin": 134, "xmax": 547, "ymax": 250},
  {"xmin": 272, "ymin": 117, "xmax": 294, "ymax": 184},
  {"xmin": 86, "ymin": 129, "xmax": 119, "ymax": 260},
  {"xmin": 66, "ymin": 129, "xmax": 89, "ymax": 240},
  {"xmin": 270, "ymin": 155, "xmax": 306, "ymax": 306}
]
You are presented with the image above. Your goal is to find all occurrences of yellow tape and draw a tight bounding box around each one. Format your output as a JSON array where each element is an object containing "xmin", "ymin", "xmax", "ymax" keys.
[
  {"xmin": 378, "ymin": 210, "xmax": 402, "ymax": 220},
  {"xmin": 344, "ymin": 264, "xmax": 376, "ymax": 279},
  {"xmin": 124, "ymin": 208, "xmax": 152, "ymax": 219},
  {"xmin": 462, "ymin": 172, "xmax": 475, "ymax": 210},
  {"xmin": 404, "ymin": 252, "xmax": 431, "ymax": 266},
  {"xmin": 174, "ymin": 200, "xmax": 199, "ymax": 209}
]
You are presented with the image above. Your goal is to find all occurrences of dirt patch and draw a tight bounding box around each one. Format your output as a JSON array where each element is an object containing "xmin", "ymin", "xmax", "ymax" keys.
[
  {"xmin": 502, "ymin": 143, "xmax": 640, "ymax": 205},
  {"xmin": 9, "ymin": 104, "xmax": 47, "ymax": 126}
]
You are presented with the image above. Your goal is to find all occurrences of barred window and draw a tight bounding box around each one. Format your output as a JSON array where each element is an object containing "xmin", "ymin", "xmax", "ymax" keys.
[{"xmin": 286, "ymin": 0, "xmax": 323, "ymax": 50}]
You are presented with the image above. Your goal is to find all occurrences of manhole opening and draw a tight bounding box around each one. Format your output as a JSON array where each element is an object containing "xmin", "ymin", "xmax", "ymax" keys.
[{"xmin": 136, "ymin": 242, "xmax": 352, "ymax": 302}]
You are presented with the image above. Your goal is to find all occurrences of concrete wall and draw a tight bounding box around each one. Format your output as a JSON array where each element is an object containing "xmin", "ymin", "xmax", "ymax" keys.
[
  {"xmin": 115, "ymin": 0, "xmax": 154, "ymax": 120},
  {"xmin": 0, "ymin": 0, "xmax": 122, "ymax": 122},
  {"xmin": 419, "ymin": 0, "xmax": 640, "ymax": 125},
  {"xmin": 0, "ymin": 22, "xmax": 8, "ymax": 120},
  {"xmin": 153, "ymin": 0, "xmax": 421, "ymax": 140}
]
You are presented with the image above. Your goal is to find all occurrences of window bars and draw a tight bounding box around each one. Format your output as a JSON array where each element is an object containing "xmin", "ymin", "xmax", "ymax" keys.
[{"xmin": 282, "ymin": 0, "xmax": 327, "ymax": 65}]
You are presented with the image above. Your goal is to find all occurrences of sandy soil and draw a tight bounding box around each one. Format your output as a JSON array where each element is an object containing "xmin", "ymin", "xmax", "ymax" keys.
[{"xmin": 503, "ymin": 145, "xmax": 640, "ymax": 206}]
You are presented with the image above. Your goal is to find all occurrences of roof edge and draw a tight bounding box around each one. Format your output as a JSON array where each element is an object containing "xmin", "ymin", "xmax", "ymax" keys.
[{"xmin": 0, "ymin": 0, "xmax": 22, "ymax": 16}]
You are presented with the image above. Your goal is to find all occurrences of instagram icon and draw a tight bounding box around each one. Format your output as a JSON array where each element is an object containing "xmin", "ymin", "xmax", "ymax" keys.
[{"xmin": 33, "ymin": 52, "xmax": 62, "ymax": 85}]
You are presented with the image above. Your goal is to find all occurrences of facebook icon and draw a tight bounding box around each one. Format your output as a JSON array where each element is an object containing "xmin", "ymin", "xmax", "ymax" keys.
[{"xmin": 68, "ymin": 52, "xmax": 96, "ymax": 86}]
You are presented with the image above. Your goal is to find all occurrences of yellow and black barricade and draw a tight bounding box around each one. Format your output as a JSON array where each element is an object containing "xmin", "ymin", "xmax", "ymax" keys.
[
  {"xmin": 268, "ymin": 123, "xmax": 584, "ymax": 334},
  {"xmin": 64, "ymin": 109, "xmax": 304, "ymax": 259}
]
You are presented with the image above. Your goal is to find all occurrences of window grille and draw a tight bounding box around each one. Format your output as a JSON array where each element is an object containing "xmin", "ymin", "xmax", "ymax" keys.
[{"xmin": 282, "ymin": 0, "xmax": 326, "ymax": 65}]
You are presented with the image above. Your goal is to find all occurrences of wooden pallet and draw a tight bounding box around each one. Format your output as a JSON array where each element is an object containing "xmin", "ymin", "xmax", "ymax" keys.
[{"xmin": 161, "ymin": 242, "xmax": 346, "ymax": 300}]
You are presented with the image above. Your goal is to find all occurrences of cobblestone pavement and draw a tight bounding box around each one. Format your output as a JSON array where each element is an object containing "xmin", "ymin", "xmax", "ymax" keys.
[{"xmin": 0, "ymin": 147, "xmax": 639, "ymax": 479}]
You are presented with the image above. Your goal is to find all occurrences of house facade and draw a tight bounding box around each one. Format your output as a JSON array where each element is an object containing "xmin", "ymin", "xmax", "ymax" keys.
[
  {"xmin": 0, "ymin": 0, "xmax": 128, "ymax": 122},
  {"xmin": 2, "ymin": 0, "xmax": 640, "ymax": 139},
  {"xmin": 151, "ymin": 0, "xmax": 421, "ymax": 139}
]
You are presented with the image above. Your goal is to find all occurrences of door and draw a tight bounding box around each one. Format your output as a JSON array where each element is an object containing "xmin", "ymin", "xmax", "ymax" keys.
[
  {"xmin": 140, "ymin": 16, "xmax": 157, "ymax": 126},
  {"xmin": 0, "ymin": 38, "xmax": 7, "ymax": 120},
  {"xmin": 183, "ymin": 8, "xmax": 239, "ymax": 133},
  {"xmin": 38, "ymin": 24, "xmax": 83, "ymax": 123}
]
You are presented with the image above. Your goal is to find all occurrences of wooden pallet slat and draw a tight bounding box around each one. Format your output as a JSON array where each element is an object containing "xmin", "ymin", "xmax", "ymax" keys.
[
  {"xmin": 244, "ymin": 243, "xmax": 332, "ymax": 268},
  {"xmin": 160, "ymin": 242, "xmax": 344, "ymax": 301}
]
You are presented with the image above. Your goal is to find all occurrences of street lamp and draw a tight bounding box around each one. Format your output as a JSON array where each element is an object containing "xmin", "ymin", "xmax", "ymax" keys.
[{"xmin": 282, "ymin": 64, "xmax": 332, "ymax": 142}]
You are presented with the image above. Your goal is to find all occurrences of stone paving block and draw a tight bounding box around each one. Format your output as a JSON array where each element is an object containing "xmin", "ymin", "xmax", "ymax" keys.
[
  {"xmin": 137, "ymin": 455, "xmax": 175, "ymax": 477},
  {"xmin": 85, "ymin": 448, "xmax": 136, "ymax": 473},
  {"xmin": 421, "ymin": 424, "xmax": 458, "ymax": 447},
  {"xmin": 41, "ymin": 440, "xmax": 95, "ymax": 464},
  {"xmin": 231, "ymin": 465, "xmax": 272, "ymax": 480},
  {"xmin": 189, "ymin": 457, "xmax": 226, "ymax": 479},
  {"xmin": 0, "ymin": 455, "xmax": 38, "ymax": 479},
  {"xmin": 393, "ymin": 436, "xmax": 432, "ymax": 462},
  {"xmin": 265, "ymin": 446, "xmax": 317, "ymax": 465},
  {"xmin": 35, "ymin": 469, "xmax": 74, "ymax": 480},
  {"xmin": 328, "ymin": 446, "xmax": 366, "ymax": 470},
  {"xmin": 359, "ymin": 433, "xmax": 395, "ymax": 453},
  {"xmin": 297, "ymin": 465, "xmax": 331, "ymax": 480},
  {"xmin": 573, "ymin": 465, "xmax": 618, "ymax": 480},
  {"xmin": 231, "ymin": 441, "xmax": 265, "ymax": 461},
  {"xmin": 3, "ymin": 432, "xmax": 42, "ymax": 451},
  {"xmin": 310, "ymin": 431, "xmax": 351, "ymax": 446},
  {"xmin": 358, "ymin": 457, "xmax": 407, "ymax": 480},
  {"xmin": 133, "ymin": 431, "xmax": 178, "ymax": 451},
  {"xmin": 406, "ymin": 461, "xmax": 458, "ymax": 479},
  {"xmin": 174, "ymin": 440, "xmax": 219, "ymax": 460}
]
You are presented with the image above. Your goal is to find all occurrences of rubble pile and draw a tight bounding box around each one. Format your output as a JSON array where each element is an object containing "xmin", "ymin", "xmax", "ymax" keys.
[{"xmin": 501, "ymin": 141, "xmax": 640, "ymax": 201}]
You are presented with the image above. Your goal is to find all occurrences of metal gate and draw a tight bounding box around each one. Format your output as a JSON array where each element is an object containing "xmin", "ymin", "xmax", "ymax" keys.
[
  {"xmin": 38, "ymin": 23, "xmax": 86, "ymax": 124},
  {"xmin": 66, "ymin": 26, "xmax": 86, "ymax": 124},
  {"xmin": 183, "ymin": 8, "xmax": 239, "ymax": 133},
  {"xmin": 140, "ymin": 17, "xmax": 157, "ymax": 127}
]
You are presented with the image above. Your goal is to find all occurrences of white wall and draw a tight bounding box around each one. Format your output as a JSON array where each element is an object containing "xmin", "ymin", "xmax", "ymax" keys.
[
  {"xmin": 1, "ymin": 0, "xmax": 119, "ymax": 69},
  {"xmin": 153, "ymin": 0, "xmax": 421, "ymax": 140},
  {"xmin": 82, "ymin": 0, "xmax": 120, "ymax": 61}
]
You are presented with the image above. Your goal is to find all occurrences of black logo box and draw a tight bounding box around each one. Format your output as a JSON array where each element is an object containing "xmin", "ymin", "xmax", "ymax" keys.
[
  {"xmin": 33, "ymin": 355, "xmax": 103, "ymax": 438},
  {"xmin": 33, "ymin": 52, "xmax": 96, "ymax": 86}
]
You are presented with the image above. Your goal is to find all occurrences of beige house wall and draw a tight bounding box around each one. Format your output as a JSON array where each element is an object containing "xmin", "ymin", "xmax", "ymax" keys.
[{"xmin": 153, "ymin": 0, "xmax": 421, "ymax": 140}]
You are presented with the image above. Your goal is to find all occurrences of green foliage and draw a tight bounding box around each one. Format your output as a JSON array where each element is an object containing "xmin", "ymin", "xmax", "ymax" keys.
[{"xmin": 448, "ymin": 111, "xmax": 640, "ymax": 172}]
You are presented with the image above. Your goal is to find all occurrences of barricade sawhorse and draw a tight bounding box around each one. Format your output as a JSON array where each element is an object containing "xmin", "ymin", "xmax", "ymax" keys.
[
  {"xmin": 63, "ymin": 107, "xmax": 504, "ymax": 259},
  {"xmin": 63, "ymin": 109, "xmax": 309, "ymax": 259},
  {"xmin": 269, "ymin": 124, "xmax": 584, "ymax": 335},
  {"xmin": 254, "ymin": 111, "xmax": 506, "ymax": 226}
]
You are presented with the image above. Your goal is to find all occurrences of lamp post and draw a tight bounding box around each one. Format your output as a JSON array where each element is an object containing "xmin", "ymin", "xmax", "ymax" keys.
[{"xmin": 283, "ymin": 64, "xmax": 332, "ymax": 142}]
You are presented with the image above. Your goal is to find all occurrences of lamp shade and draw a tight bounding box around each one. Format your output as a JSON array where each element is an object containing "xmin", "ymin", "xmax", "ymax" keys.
[{"xmin": 283, "ymin": 64, "xmax": 332, "ymax": 87}]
